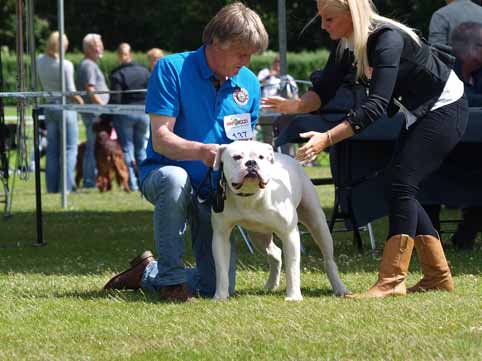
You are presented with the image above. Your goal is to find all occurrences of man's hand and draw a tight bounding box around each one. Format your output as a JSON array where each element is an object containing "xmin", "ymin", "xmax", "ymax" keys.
[{"xmin": 200, "ymin": 143, "xmax": 220, "ymax": 168}]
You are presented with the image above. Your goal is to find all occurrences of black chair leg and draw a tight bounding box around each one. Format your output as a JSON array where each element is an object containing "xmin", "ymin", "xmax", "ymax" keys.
[
  {"xmin": 329, "ymin": 189, "xmax": 340, "ymax": 232},
  {"xmin": 347, "ymin": 192, "xmax": 363, "ymax": 252}
]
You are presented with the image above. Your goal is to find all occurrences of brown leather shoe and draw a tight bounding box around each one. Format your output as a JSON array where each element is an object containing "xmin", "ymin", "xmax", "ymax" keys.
[
  {"xmin": 159, "ymin": 282, "xmax": 193, "ymax": 302},
  {"xmin": 103, "ymin": 251, "xmax": 154, "ymax": 290}
]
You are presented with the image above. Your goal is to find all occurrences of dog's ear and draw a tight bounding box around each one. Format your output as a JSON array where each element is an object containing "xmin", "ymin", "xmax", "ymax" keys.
[
  {"xmin": 264, "ymin": 143, "xmax": 275, "ymax": 164},
  {"xmin": 213, "ymin": 144, "xmax": 227, "ymax": 171}
]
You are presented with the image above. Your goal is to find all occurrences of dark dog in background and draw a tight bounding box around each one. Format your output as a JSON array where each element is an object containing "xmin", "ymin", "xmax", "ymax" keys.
[{"xmin": 75, "ymin": 115, "xmax": 131, "ymax": 192}]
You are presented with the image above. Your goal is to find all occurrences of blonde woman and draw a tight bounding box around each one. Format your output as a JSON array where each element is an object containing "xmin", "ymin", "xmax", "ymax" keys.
[
  {"xmin": 262, "ymin": 0, "xmax": 468, "ymax": 298},
  {"xmin": 37, "ymin": 31, "xmax": 83, "ymax": 193}
]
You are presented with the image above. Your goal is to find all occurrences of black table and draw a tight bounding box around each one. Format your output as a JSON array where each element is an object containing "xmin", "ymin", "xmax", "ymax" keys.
[{"xmin": 274, "ymin": 108, "xmax": 482, "ymax": 229}]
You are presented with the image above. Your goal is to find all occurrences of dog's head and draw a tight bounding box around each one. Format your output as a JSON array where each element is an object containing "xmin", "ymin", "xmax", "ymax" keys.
[
  {"xmin": 93, "ymin": 114, "xmax": 113, "ymax": 135},
  {"xmin": 214, "ymin": 141, "xmax": 275, "ymax": 196}
]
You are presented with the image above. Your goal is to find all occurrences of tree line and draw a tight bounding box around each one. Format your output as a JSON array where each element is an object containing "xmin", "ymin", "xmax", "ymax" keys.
[{"xmin": 1, "ymin": 0, "xmax": 448, "ymax": 53}]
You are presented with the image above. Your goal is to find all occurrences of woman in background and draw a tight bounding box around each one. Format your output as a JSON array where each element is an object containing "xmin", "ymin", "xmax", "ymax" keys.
[{"xmin": 37, "ymin": 31, "xmax": 83, "ymax": 193}]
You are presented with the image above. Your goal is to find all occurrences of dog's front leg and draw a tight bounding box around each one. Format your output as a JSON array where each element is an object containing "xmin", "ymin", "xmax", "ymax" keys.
[
  {"xmin": 212, "ymin": 225, "xmax": 233, "ymax": 300},
  {"xmin": 280, "ymin": 229, "xmax": 303, "ymax": 301}
]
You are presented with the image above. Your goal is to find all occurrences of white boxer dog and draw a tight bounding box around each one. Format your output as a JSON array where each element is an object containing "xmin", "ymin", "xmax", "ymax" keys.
[{"xmin": 211, "ymin": 140, "xmax": 349, "ymax": 301}]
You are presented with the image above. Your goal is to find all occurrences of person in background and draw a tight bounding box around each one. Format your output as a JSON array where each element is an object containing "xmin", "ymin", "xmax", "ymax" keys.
[
  {"xmin": 424, "ymin": 0, "xmax": 482, "ymax": 243},
  {"xmin": 262, "ymin": 0, "xmax": 468, "ymax": 298},
  {"xmin": 37, "ymin": 31, "xmax": 83, "ymax": 193},
  {"xmin": 103, "ymin": 2, "xmax": 268, "ymax": 302},
  {"xmin": 109, "ymin": 43, "xmax": 151, "ymax": 191},
  {"xmin": 257, "ymin": 54, "xmax": 299, "ymax": 155},
  {"xmin": 257, "ymin": 54, "xmax": 298, "ymax": 99},
  {"xmin": 146, "ymin": 48, "xmax": 164, "ymax": 72},
  {"xmin": 447, "ymin": 22, "xmax": 482, "ymax": 249},
  {"xmin": 429, "ymin": 0, "xmax": 482, "ymax": 46},
  {"xmin": 452, "ymin": 22, "xmax": 482, "ymax": 106},
  {"xmin": 76, "ymin": 33, "xmax": 109, "ymax": 188}
]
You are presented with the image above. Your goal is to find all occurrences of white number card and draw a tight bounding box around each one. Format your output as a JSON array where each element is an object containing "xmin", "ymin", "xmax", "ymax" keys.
[{"xmin": 223, "ymin": 113, "xmax": 253, "ymax": 140}]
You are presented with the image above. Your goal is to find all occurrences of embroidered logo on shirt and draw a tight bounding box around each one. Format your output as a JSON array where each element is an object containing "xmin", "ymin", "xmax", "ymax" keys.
[{"xmin": 233, "ymin": 87, "xmax": 249, "ymax": 106}]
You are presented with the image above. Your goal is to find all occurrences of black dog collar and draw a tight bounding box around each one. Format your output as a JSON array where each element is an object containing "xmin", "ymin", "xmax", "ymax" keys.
[{"xmin": 234, "ymin": 192, "xmax": 256, "ymax": 197}]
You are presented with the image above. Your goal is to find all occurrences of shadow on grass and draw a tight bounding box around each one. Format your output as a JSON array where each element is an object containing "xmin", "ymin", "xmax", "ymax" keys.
[
  {"xmin": 1, "ymin": 211, "xmax": 481, "ymax": 277},
  {"xmin": 53, "ymin": 286, "xmax": 337, "ymax": 304},
  {"xmin": 234, "ymin": 286, "xmax": 335, "ymax": 298},
  {"xmin": 53, "ymin": 289, "xmax": 167, "ymax": 304}
]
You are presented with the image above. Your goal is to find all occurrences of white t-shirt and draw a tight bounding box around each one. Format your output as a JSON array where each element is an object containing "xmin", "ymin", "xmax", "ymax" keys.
[
  {"xmin": 397, "ymin": 70, "xmax": 464, "ymax": 129},
  {"xmin": 257, "ymin": 68, "xmax": 298, "ymax": 99}
]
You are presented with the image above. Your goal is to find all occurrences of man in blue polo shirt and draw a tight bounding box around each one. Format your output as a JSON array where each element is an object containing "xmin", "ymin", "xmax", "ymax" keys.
[{"xmin": 104, "ymin": 2, "xmax": 269, "ymax": 302}]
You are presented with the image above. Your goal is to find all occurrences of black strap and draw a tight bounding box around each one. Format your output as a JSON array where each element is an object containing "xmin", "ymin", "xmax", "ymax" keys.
[{"xmin": 194, "ymin": 167, "xmax": 226, "ymax": 213}]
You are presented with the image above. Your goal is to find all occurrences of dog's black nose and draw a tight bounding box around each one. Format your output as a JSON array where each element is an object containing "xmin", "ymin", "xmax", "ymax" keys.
[{"xmin": 245, "ymin": 160, "xmax": 257, "ymax": 169}]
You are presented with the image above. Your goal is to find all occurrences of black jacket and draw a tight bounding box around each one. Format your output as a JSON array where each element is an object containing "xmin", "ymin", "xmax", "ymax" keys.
[
  {"xmin": 109, "ymin": 62, "xmax": 150, "ymax": 105},
  {"xmin": 312, "ymin": 24, "xmax": 453, "ymax": 133}
]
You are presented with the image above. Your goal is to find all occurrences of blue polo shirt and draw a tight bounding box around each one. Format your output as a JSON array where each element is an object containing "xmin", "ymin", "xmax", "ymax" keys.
[{"xmin": 140, "ymin": 46, "xmax": 261, "ymax": 197}]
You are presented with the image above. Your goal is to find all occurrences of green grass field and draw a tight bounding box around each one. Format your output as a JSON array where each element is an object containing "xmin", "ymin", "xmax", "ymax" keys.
[{"xmin": 1, "ymin": 111, "xmax": 481, "ymax": 360}]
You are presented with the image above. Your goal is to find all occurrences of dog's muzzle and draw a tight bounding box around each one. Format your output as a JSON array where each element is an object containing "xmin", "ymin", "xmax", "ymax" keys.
[{"xmin": 231, "ymin": 160, "xmax": 269, "ymax": 190}]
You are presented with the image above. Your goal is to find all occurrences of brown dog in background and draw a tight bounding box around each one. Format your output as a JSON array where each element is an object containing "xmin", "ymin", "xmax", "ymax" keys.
[{"xmin": 75, "ymin": 115, "xmax": 131, "ymax": 192}]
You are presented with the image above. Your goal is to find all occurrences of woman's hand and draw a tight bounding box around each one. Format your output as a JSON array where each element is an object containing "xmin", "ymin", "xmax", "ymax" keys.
[
  {"xmin": 261, "ymin": 96, "xmax": 299, "ymax": 114},
  {"xmin": 295, "ymin": 131, "xmax": 330, "ymax": 163}
]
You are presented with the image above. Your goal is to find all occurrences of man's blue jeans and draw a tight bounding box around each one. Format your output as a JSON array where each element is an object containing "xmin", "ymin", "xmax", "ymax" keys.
[
  {"xmin": 112, "ymin": 113, "xmax": 149, "ymax": 191},
  {"xmin": 45, "ymin": 109, "xmax": 78, "ymax": 193},
  {"xmin": 140, "ymin": 165, "xmax": 236, "ymax": 297},
  {"xmin": 80, "ymin": 113, "xmax": 97, "ymax": 188}
]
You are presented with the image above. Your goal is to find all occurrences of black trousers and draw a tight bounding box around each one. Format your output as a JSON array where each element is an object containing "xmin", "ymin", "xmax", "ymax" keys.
[{"xmin": 385, "ymin": 96, "xmax": 469, "ymax": 238}]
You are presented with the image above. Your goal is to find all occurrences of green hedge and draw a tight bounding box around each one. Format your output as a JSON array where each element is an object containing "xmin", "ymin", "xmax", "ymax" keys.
[{"xmin": 1, "ymin": 49, "xmax": 330, "ymax": 104}]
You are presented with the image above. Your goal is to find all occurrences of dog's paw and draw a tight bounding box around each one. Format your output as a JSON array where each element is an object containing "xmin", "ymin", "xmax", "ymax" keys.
[
  {"xmin": 213, "ymin": 292, "xmax": 229, "ymax": 301},
  {"xmin": 264, "ymin": 276, "xmax": 280, "ymax": 291},
  {"xmin": 285, "ymin": 293, "xmax": 303, "ymax": 302},
  {"xmin": 333, "ymin": 287, "xmax": 351, "ymax": 297},
  {"xmin": 264, "ymin": 281, "xmax": 280, "ymax": 291}
]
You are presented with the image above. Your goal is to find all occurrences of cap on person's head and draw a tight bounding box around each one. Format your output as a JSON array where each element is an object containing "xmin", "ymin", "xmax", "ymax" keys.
[{"xmin": 202, "ymin": 2, "xmax": 268, "ymax": 53}]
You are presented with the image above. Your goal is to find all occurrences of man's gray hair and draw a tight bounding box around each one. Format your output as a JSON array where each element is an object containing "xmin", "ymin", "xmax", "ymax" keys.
[
  {"xmin": 202, "ymin": 2, "xmax": 268, "ymax": 52},
  {"xmin": 451, "ymin": 22, "xmax": 482, "ymax": 57},
  {"xmin": 82, "ymin": 33, "xmax": 102, "ymax": 52}
]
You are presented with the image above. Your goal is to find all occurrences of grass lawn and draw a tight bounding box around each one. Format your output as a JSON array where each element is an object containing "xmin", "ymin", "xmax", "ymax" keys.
[{"xmin": 1, "ymin": 111, "xmax": 482, "ymax": 360}]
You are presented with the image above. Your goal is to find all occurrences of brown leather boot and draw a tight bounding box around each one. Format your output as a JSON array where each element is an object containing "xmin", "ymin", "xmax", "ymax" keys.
[
  {"xmin": 408, "ymin": 235, "xmax": 454, "ymax": 293},
  {"xmin": 347, "ymin": 234, "xmax": 414, "ymax": 299},
  {"xmin": 103, "ymin": 251, "xmax": 154, "ymax": 290}
]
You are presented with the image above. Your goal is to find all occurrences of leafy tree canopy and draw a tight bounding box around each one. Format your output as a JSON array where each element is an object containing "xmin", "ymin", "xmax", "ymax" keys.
[{"xmin": 1, "ymin": 0, "xmax": 446, "ymax": 53}]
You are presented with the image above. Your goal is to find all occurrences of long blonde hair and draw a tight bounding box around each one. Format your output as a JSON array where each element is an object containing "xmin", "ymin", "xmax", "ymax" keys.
[
  {"xmin": 46, "ymin": 31, "xmax": 69, "ymax": 59},
  {"xmin": 318, "ymin": 0, "xmax": 420, "ymax": 80}
]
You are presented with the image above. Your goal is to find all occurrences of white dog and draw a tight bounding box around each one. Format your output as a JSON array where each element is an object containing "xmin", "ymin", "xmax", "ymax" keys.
[{"xmin": 211, "ymin": 140, "xmax": 349, "ymax": 301}]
